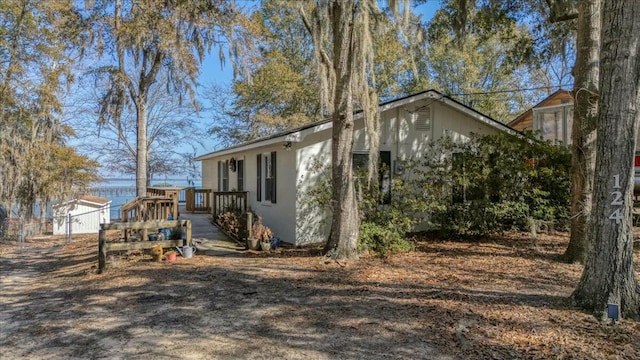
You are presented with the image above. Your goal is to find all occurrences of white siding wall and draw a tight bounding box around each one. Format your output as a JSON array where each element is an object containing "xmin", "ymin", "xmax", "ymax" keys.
[
  {"xmin": 53, "ymin": 202, "xmax": 110, "ymax": 235},
  {"xmin": 202, "ymin": 96, "xmax": 507, "ymax": 246},
  {"xmin": 295, "ymin": 131, "xmax": 333, "ymax": 245},
  {"xmin": 201, "ymin": 159, "xmax": 216, "ymax": 190},
  {"xmin": 206, "ymin": 146, "xmax": 298, "ymax": 244}
]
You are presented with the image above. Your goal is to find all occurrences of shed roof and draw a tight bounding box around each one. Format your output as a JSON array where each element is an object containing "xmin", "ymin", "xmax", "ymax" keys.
[{"xmin": 53, "ymin": 195, "xmax": 112, "ymax": 209}]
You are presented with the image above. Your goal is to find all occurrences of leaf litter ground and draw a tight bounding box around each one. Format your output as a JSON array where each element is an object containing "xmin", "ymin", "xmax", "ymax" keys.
[{"xmin": 1, "ymin": 230, "xmax": 639, "ymax": 359}]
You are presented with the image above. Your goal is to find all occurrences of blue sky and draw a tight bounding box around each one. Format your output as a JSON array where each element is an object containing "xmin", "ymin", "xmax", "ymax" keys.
[
  {"xmin": 69, "ymin": 1, "xmax": 443, "ymax": 179},
  {"xmin": 193, "ymin": 1, "xmax": 442, "ymax": 156}
]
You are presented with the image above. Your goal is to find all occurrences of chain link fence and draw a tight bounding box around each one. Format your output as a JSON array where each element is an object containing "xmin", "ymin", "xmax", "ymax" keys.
[{"xmin": 0, "ymin": 217, "xmax": 51, "ymax": 245}]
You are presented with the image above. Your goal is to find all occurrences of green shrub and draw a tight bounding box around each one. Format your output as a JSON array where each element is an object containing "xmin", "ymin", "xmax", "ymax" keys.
[
  {"xmin": 303, "ymin": 131, "xmax": 571, "ymax": 250},
  {"xmin": 414, "ymin": 131, "xmax": 571, "ymax": 236},
  {"xmin": 358, "ymin": 221, "xmax": 415, "ymax": 257}
]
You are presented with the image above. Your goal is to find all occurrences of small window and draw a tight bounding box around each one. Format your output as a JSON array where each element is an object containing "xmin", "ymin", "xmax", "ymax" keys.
[
  {"xmin": 237, "ymin": 160, "xmax": 244, "ymax": 191},
  {"xmin": 351, "ymin": 151, "xmax": 391, "ymax": 204},
  {"xmin": 258, "ymin": 152, "xmax": 277, "ymax": 203},
  {"xmin": 414, "ymin": 107, "xmax": 432, "ymax": 132},
  {"xmin": 222, "ymin": 160, "xmax": 229, "ymax": 191},
  {"xmin": 533, "ymin": 104, "xmax": 574, "ymax": 145}
]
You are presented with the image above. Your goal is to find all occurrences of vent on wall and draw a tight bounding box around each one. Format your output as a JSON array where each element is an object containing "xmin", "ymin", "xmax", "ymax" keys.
[{"xmin": 414, "ymin": 108, "xmax": 432, "ymax": 131}]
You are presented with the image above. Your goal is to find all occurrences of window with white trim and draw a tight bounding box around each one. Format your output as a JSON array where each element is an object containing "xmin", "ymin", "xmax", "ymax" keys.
[
  {"xmin": 237, "ymin": 159, "xmax": 244, "ymax": 191},
  {"xmin": 217, "ymin": 160, "xmax": 229, "ymax": 191},
  {"xmin": 533, "ymin": 104, "xmax": 573, "ymax": 145},
  {"xmin": 257, "ymin": 152, "xmax": 276, "ymax": 203},
  {"xmin": 222, "ymin": 160, "xmax": 229, "ymax": 191}
]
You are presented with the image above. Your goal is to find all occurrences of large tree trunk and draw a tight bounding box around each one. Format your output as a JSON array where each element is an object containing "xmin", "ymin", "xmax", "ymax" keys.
[
  {"xmin": 136, "ymin": 100, "xmax": 148, "ymax": 196},
  {"xmin": 572, "ymin": 0, "xmax": 640, "ymax": 320},
  {"xmin": 563, "ymin": 0, "xmax": 601, "ymax": 263},
  {"xmin": 323, "ymin": 0, "xmax": 360, "ymax": 259}
]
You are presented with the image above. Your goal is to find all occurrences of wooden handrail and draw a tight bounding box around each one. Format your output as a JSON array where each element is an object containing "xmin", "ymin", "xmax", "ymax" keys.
[
  {"xmin": 212, "ymin": 191, "xmax": 248, "ymax": 217},
  {"xmin": 185, "ymin": 188, "xmax": 212, "ymax": 213},
  {"xmin": 98, "ymin": 219, "xmax": 192, "ymax": 272}
]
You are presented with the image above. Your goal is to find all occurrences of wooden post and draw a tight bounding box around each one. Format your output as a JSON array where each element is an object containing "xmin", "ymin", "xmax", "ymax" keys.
[
  {"xmin": 98, "ymin": 228, "xmax": 107, "ymax": 273},
  {"xmin": 173, "ymin": 190, "xmax": 179, "ymax": 219},
  {"xmin": 243, "ymin": 192, "xmax": 247, "ymax": 214},
  {"xmin": 213, "ymin": 192, "xmax": 218, "ymax": 218},
  {"xmin": 246, "ymin": 211, "xmax": 252, "ymax": 240},
  {"xmin": 185, "ymin": 220, "xmax": 192, "ymax": 246},
  {"xmin": 67, "ymin": 213, "xmax": 72, "ymax": 243}
]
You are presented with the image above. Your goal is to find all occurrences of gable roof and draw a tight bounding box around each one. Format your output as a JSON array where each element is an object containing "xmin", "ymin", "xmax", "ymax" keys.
[
  {"xmin": 196, "ymin": 89, "xmax": 516, "ymax": 161},
  {"xmin": 508, "ymin": 89, "xmax": 573, "ymax": 128}
]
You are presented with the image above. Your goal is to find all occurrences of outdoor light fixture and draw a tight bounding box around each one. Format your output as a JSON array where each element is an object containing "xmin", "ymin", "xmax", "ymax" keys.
[
  {"xmin": 607, "ymin": 303, "xmax": 619, "ymax": 324},
  {"xmin": 283, "ymin": 141, "xmax": 292, "ymax": 151}
]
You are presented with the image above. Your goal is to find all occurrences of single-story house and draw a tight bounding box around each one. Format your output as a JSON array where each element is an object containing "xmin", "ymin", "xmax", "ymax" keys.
[
  {"xmin": 508, "ymin": 90, "xmax": 640, "ymax": 194},
  {"xmin": 196, "ymin": 89, "xmax": 516, "ymax": 246},
  {"xmin": 53, "ymin": 195, "xmax": 111, "ymax": 235}
]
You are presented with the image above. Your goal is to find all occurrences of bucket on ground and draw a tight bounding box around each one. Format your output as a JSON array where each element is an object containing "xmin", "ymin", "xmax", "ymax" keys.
[{"xmin": 176, "ymin": 245, "xmax": 196, "ymax": 258}]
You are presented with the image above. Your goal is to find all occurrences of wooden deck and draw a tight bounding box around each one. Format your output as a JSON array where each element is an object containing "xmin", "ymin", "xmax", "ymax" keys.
[{"xmin": 179, "ymin": 207, "xmax": 245, "ymax": 256}]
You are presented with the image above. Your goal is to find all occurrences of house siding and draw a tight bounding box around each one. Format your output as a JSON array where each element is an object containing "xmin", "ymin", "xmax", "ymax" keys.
[
  {"xmin": 53, "ymin": 201, "xmax": 110, "ymax": 235},
  {"xmin": 293, "ymin": 98, "xmax": 500, "ymax": 245},
  {"xmin": 205, "ymin": 146, "xmax": 297, "ymax": 244},
  {"xmin": 198, "ymin": 90, "xmax": 513, "ymax": 246}
]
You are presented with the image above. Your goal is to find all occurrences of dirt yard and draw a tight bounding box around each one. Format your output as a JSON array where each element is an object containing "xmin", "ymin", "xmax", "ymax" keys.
[{"xmin": 1, "ymin": 232, "xmax": 639, "ymax": 360}]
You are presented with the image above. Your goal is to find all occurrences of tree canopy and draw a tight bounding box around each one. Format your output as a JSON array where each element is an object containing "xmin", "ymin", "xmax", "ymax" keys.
[
  {"xmin": 84, "ymin": 0, "xmax": 235, "ymax": 195},
  {"xmin": 0, "ymin": 0, "xmax": 98, "ymax": 218}
]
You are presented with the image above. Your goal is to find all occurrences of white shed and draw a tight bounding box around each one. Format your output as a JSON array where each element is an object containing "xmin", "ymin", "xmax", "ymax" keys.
[{"xmin": 53, "ymin": 195, "xmax": 111, "ymax": 235}]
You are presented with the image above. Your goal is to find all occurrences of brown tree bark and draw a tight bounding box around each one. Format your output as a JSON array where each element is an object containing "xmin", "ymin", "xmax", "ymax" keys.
[
  {"xmin": 563, "ymin": 0, "xmax": 601, "ymax": 263},
  {"xmin": 136, "ymin": 100, "xmax": 148, "ymax": 196},
  {"xmin": 572, "ymin": 0, "xmax": 640, "ymax": 320},
  {"xmin": 322, "ymin": 0, "xmax": 360, "ymax": 259}
]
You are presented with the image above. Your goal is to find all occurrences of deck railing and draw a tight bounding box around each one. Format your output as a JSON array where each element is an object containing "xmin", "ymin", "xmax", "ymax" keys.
[
  {"xmin": 185, "ymin": 188, "xmax": 212, "ymax": 213},
  {"xmin": 147, "ymin": 187, "xmax": 181, "ymax": 218},
  {"xmin": 99, "ymin": 219, "xmax": 191, "ymax": 272},
  {"xmin": 121, "ymin": 196, "xmax": 175, "ymax": 222},
  {"xmin": 119, "ymin": 195, "xmax": 178, "ymax": 242},
  {"xmin": 212, "ymin": 191, "xmax": 248, "ymax": 218}
]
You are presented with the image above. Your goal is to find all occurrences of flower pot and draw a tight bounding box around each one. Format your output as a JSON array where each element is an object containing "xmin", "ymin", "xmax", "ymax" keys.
[
  {"xmin": 270, "ymin": 237, "xmax": 280, "ymax": 250},
  {"xmin": 165, "ymin": 252, "xmax": 177, "ymax": 261},
  {"xmin": 260, "ymin": 241, "xmax": 271, "ymax": 251},
  {"xmin": 247, "ymin": 238, "xmax": 260, "ymax": 250}
]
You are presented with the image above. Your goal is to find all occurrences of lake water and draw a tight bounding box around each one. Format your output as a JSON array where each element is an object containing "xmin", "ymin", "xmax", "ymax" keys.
[
  {"xmin": 90, "ymin": 178, "xmax": 201, "ymax": 220},
  {"xmin": 5, "ymin": 178, "xmax": 201, "ymax": 220}
]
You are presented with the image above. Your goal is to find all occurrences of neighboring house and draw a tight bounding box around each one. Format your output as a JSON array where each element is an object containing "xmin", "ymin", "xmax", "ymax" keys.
[
  {"xmin": 53, "ymin": 195, "xmax": 111, "ymax": 235},
  {"xmin": 508, "ymin": 89, "xmax": 574, "ymax": 145},
  {"xmin": 196, "ymin": 89, "xmax": 516, "ymax": 246},
  {"xmin": 508, "ymin": 90, "xmax": 640, "ymax": 195}
]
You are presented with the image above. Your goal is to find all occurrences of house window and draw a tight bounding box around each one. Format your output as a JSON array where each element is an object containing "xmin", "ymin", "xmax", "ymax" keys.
[
  {"xmin": 533, "ymin": 104, "xmax": 573, "ymax": 145},
  {"xmin": 257, "ymin": 152, "xmax": 277, "ymax": 203},
  {"xmin": 237, "ymin": 159, "xmax": 244, "ymax": 191},
  {"xmin": 222, "ymin": 160, "xmax": 229, "ymax": 191},
  {"xmin": 352, "ymin": 151, "xmax": 391, "ymax": 204},
  {"xmin": 218, "ymin": 160, "xmax": 230, "ymax": 191}
]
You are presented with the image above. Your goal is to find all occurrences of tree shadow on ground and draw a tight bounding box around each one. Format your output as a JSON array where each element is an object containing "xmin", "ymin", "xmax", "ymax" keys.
[{"xmin": 1, "ymin": 235, "xmax": 638, "ymax": 360}]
